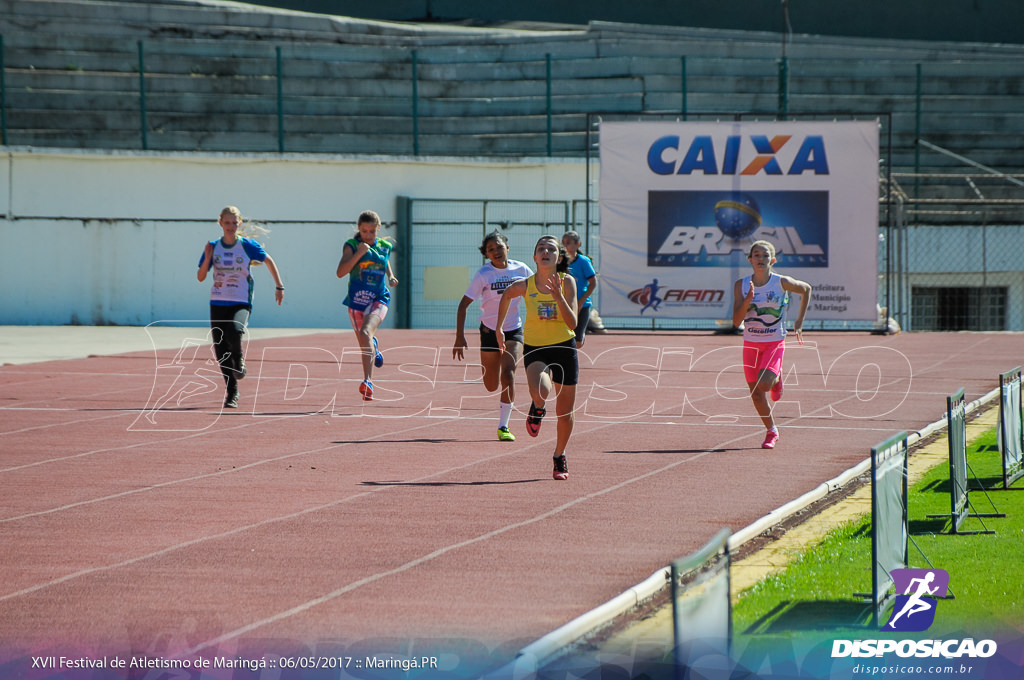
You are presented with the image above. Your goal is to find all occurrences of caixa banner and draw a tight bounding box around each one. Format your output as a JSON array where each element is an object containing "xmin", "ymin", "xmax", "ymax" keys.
[{"xmin": 598, "ymin": 121, "xmax": 879, "ymax": 320}]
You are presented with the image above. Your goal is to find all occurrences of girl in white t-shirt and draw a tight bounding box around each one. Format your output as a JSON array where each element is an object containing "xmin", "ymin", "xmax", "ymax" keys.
[
  {"xmin": 453, "ymin": 231, "xmax": 533, "ymax": 441},
  {"xmin": 731, "ymin": 240, "xmax": 811, "ymax": 449}
]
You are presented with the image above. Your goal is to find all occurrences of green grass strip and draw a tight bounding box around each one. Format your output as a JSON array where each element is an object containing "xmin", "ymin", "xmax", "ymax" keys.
[{"xmin": 733, "ymin": 427, "xmax": 1024, "ymax": 637}]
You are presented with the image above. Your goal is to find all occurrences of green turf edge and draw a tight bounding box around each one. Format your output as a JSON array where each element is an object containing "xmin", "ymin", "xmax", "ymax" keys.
[{"xmin": 732, "ymin": 428, "xmax": 1024, "ymax": 638}]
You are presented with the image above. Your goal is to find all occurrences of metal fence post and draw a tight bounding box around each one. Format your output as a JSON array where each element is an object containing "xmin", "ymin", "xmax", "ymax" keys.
[
  {"xmin": 0, "ymin": 35, "xmax": 8, "ymax": 146},
  {"xmin": 777, "ymin": 56, "xmax": 789, "ymax": 119},
  {"xmin": 395, "ymin": 196, "xmax": 413, "ymax": 328},
  {"xmin": 412, "ymin": 50, "xmax": 419, "ymax": 156},
  {"xmin": 138, "ymin": 41, "xmax": 147, "ymax": 150},
  {"xmin": 681, "ymin": 55, "xmax": 688, "ymax": 120},
  {"xmin": 546, "ymin": 53, "xmax": 552, "ymax": 157},
  {"xmin": 914, "ymin": 63, "xmax": 922, "ymax": 218},
  {"xmin": 276, "ymin": 46, "xmax": 284, "ymax": 153}
]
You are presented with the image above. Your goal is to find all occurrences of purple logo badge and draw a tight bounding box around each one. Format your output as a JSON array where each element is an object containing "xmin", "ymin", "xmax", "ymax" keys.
[{"xmin": 884, "ymin": 568, "xmax": 950, "ymax": 631}]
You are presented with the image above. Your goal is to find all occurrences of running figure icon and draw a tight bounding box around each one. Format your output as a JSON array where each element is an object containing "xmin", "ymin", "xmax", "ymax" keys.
[
  {"xmin": 887, "ymin": 571, "xmax": 939, "ymax": 629},
  {"xmin": 640, "ymin": 278, "xmax": 662, "ymax": 314}
]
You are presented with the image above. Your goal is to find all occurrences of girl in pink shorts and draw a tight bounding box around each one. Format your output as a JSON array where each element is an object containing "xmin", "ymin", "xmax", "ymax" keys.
[{"xmin": 732, "ymin": 240, "xmax": 812, "ymax": 449}]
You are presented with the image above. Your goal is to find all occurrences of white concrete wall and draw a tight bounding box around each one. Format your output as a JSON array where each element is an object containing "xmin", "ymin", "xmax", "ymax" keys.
[{"xmin": 0, "ymin": 148, "xmax": 591, "ymax": 327}]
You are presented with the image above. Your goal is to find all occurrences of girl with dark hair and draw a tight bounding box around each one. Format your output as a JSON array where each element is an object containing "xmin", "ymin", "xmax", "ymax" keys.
[
  {"xmin": 453, "ymin": 230, "xmax": 533, "ymax": 440},
  {"xmin": 496, "ymin": 235, "xmax": 579, "ymax": 480},
  {"xmin": 561, "ymin": 230, "xmax": 598, "ymax": 348}
]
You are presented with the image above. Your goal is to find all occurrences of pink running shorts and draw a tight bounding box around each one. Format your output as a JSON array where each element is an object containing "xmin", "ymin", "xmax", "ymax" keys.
[
  {"xmin": 742, "ymin": 339, "xmax": 786, "ymax": 384},
  {"xmin": 348, "ymin": 301, "xmax": 389, "ymax": 331}
]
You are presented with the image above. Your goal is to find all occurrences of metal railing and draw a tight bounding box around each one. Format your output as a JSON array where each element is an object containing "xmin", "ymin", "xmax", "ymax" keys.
[{"xmin": 1, "ymin": 32, "xmax": 1021, "ymax": 172}]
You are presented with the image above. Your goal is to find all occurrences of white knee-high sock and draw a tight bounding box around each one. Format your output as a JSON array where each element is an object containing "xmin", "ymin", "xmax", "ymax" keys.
[{"xmin": 499, "ymin": 401, "xmax": 513, "ymax": 428}]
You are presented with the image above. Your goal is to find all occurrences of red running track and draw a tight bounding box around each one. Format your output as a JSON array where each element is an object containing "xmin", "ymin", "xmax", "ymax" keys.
[{"xmin": 1, "ymin": 329, "xmax": 1020, "ymax": 676}]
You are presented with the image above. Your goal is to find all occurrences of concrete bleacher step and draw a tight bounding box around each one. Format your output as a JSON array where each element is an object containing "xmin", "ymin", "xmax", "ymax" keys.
[
  {"xmin": 4, "ymin": 0, "xmax": 409, "ymax": 43},
  {"xmin": 588, "ymin": 20, "xmax": 1024, "ymax": 60},
  {"xmin": 1, "ymin": 0, "xmax": 1022, "ymax": 175},
  {"xmin": 6, "ymin": 0, "xmax": 593, "ymax": 48}
]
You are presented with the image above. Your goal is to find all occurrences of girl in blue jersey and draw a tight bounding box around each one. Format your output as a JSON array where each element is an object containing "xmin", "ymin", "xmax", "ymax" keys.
[
  {"xmin": 731, "ymin": 240, "xmax": 811, "ymax": 449},
  {"xmin": 336, "ymin": 210, "xmax": 398, "ymax": 401},
  {"xmin": 561, "ymin": 230, "xmax": 599, "ymax": 348},
  {"xmin": 197, "ymin": 206, "xmax": 285, "ymax": 409}
]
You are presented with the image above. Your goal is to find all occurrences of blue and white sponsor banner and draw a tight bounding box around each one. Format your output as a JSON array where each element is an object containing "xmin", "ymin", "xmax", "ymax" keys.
[{"xmin": 599, "ymin": 121, "xmax": 879, "ymax": 320}]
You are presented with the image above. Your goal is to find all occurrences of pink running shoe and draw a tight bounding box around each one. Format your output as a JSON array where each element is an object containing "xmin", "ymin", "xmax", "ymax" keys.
[
  {"xmin": 552, "ymin": 454, "xmax": 569, "ymax": 480},
  {"xmin": 359, "ymin": 380, "xmax": 373, "ymax": 401},
  {"xmin": 770, "ymin": 378, "xmax": 783, "ymax": 402},
  {"xmin": 762, "ymin": 430, "xmax": 779, "ymax": 449},
  {"xmin": 526, "ymin": 402, "xmax": 546, "ymax": 437}
]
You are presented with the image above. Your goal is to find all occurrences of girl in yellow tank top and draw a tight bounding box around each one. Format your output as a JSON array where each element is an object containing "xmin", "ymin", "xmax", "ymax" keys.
[
  {"xmin": 495, "ymin": 235, "xmax": 579, "ymax": 480},
  {"xmin": 523, "ymin": 273, "xmax": 577, "ymax": 346}
]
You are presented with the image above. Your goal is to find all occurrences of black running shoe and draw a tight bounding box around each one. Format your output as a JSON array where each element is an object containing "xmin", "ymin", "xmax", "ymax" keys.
[
  {"xmin": 526, "ymin": 402, "xmax": 546, "ymax": 437},
  {"xmin": 552, "ymin": 454, "xmax": 568, "ymax": 480}
]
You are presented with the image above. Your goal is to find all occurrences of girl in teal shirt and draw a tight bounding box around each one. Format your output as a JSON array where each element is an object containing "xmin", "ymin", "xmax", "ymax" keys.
[{"xmin": 336, "ymin": 210, "xmax": 398, "ymax": 401}]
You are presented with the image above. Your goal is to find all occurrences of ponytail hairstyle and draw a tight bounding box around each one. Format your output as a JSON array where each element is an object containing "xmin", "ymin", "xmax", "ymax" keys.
[
  {"xmin": 556, "ymin": 242, "xmax": 570, "ymax": 273},
  {"xmin": 220, "ymin": 205, "xmax": 270, "ymax": 239}
]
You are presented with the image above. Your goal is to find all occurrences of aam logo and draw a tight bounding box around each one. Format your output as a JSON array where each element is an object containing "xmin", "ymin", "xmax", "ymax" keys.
[
  {"xmin": 647, "ymin": 134, "xmax": 829, "ymax": 175},
  {"xmin": 884, "ymin": 568, "xmax": 950, "ymax": 632},
  {"xmin": 627, "ymin": 280, "xmax": 724, "ymax": 314}
]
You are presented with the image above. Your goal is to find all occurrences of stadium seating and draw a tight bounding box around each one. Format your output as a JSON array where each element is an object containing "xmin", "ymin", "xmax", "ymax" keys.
[{"xmin": 1, "ymin": 0, "xmax": 1022, "ymax": 215}]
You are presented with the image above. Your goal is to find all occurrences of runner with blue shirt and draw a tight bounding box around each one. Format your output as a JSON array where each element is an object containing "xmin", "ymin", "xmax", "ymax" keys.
[
  {"xmin": 561, "ymin": 231, "xmax": 598, "ymax": 348},
  {"xmin": 197, "ymin": 206, "xmax": 285, "ymax": 409},
  {"xmin": 336, "ymin": 210, "xmax": 398, "ymax": 402}
]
